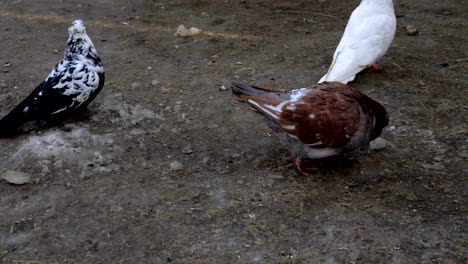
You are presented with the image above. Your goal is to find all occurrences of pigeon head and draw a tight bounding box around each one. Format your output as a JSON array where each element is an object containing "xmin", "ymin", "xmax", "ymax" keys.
[
  {"xmin": 64, "ymin": 19, "xmax": 102, "ymax": 70},
  {"xmin": 68, "ymin": 19, "xmax": 86, "ymax": 36},
  {"xmin": 369, "ymin": 100, "xmax": 389, "ymax": 141}
]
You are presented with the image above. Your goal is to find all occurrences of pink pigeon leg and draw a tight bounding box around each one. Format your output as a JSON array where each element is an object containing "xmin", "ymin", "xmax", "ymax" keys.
[
  {"xmin": 368, "ymin": 64, "xmax": 383, "ymax": 73},
  {"xmin": 287, "ymin": 157, "xmax": 318, "ymax": 175}
]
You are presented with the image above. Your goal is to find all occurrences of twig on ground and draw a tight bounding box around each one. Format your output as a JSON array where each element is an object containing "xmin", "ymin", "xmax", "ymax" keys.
[{"xmin": 266, "ymin": 10, "xmax": 338, "ymax": 18}]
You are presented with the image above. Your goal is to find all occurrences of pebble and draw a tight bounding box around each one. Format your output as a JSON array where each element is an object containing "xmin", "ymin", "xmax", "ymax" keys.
[
  {"xmin": 0, "ymin": 82, "xmax": 8, "ymax": 88},
  {"xmin": 2, "ymin": 170, "xmax": 31, "ymax": 185},
  {"xmin": 370, "ymin": 138, "xmax": 389, "ymax": 151},
  {"xmin": 151, "ymin": 79, "xmax": 160, "ymax": 86},
  {"xmin": 405, "ymin": 25, "xmax": 418, "ymax": 36},
  {"xmin": 174, "ymin": 25, "xmax": 202, "ymax": 38},
  {"xmin": 419, "ymin": 162, "xmax": 445, "ymax": 170},
  {"xmin": 182, "ymin": 146, "xmax": 193, "ymax": 154},
  {"xmin": 169, "ymin": 161, "xmax": 184, "ymax": 171},
  {"xmin": 131, "ymin": 82, "xmax": 141, "ymax": 89},
  {"xmin": 219, "ymin": 85, "xmax": 227, "ymax": 91}
]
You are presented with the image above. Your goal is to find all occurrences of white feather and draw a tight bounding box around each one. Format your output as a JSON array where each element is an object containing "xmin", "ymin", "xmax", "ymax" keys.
[
  {"xmin": 264, "ymin": 101, "xmax": 288, "ymax": 113},
  {"xmin": 289, "ymin": 88, "xmax": 310, "ymax": 102},
  {"xmin": 282, "ymin": 124, "xmax": 296, "ymax": 131},
  {"xmin": 319, "ymin": 0, "xmax": 396, "ymax": 84},
  {"xmin": 248, "ymin": 100, "xmax": 280, "ymax": 120},
  {"xmin": 305, "ymin": 147, "xmax": 339, "ymax": 159}
]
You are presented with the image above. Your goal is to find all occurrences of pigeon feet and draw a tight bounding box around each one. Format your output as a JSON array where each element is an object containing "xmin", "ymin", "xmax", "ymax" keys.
[
  {"xmin": 288, "ymin": 157, "xmax": 318, "ymax": 175},
  {"xmin": 368, "ymin": 64, "xmax": 383, "ymax": 73},
  {"xmin": 70, "ymin": 113, "xmax": 88, "ymax": 122}
]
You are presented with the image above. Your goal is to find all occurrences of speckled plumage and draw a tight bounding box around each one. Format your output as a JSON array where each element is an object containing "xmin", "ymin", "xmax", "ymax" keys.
[
  {"xmin": 0, "ymin": 19, "xmax": 104, "ymax": 136},
  {"xmin": 231, "ymin": 81, "xmax": 389, "ymax": 161}
]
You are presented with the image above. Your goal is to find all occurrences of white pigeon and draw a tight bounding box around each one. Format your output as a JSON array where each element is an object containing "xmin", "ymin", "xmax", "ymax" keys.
[{"xmin": 319, "ymin": 0, "xmax": 396, "ymax": 84}]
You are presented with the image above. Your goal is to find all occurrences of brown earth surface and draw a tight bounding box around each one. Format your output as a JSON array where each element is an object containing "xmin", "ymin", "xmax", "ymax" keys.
[{"xmin": 0, "ymin": 0, "xmax": 467, "ymax": 263}]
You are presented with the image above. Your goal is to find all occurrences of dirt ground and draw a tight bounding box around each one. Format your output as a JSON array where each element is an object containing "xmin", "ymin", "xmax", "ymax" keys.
[{"xmin": 0, "ymin": 0, "xmax": 467, "ymax": 263}]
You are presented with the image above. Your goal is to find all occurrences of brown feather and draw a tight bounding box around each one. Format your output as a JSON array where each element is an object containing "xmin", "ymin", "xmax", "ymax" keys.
[
  {"xmin": 278, "ymin": 87, "xmax": 361, "ymax": 148},
  {"xmin": 231, "ymin": 81, "xmax": 389, "ymax": 159}
]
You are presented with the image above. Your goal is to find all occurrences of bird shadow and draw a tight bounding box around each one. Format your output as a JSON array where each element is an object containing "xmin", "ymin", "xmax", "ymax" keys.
[
  {"xmin": 297, "ymin": 155, "xmax": 360, "ymax": 175},
  {"xmin": 0, "ymin": 108, "xmax": 94, "ymax": 138}
]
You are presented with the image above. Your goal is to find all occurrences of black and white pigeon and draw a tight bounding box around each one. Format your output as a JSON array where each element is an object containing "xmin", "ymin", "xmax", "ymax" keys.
[
  {"xmin": 232, "ymin": 81, "xmax": 389, "ymax": 174},
  {"xmin": 0, "ymin": 19, "xmax": 104, "ymax": 137}
]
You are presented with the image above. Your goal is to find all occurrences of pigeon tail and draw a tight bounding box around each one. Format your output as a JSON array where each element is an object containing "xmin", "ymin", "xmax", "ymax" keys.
[
  {"xmin": 0, "ymin": 103, "xmax": 30, "ymax": 137},
  {"xmin": 231, "ymin": 82, "xmax": 287, "ymax": 103},
  {"xmin": 232, "ymin": 82, "xmax": 267, "ymax": 101}
]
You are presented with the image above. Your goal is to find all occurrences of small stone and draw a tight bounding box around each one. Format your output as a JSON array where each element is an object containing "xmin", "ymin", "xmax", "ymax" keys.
[
  {"xmin": 219, "ymin": 85, "xmax": 227, "ymax": 91},
  {"xmin": 2, "ymin": 170, "xmax": 31, "ymax": 185},
  {"xmin": 131, "ymin": 82, "xmax": 140, "ymax": 89},
  {"xmin": 169, "ymin": 161, "xmax": 184, "ymax": 171},
  {"xmin": 151, "ymin": 79, "xmax": 160, "ymax": 86},
  {"xmin": 370, "ymin": 138, "xmax": 388, "ymax": 151},
  {"xmin": 0, "ymin": 82, "xmax": 8, "ymax": 88},
  {"xmin": 405, "ymin": 25, "xmax": 418, "ymax": 36},
  {"xmin": 174, "ymin": 25, "xmax": 202, "ymax": 38},
  {"xmin": 443, "ymin": 11, "xmax": 450, "ymax": 16},
  {"xmin": 419, "ymin": 162, "xmax": 445, "ymax": 170},
  {"xmin": 53, "ymin": 49, "xmax": 59, "ymax": 54},
  {"xmin": 182, "ymin": 146, "xmax": 193, "ymax": 154}
]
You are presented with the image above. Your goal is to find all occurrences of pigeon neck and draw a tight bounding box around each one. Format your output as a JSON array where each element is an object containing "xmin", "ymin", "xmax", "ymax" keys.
[
  {"xmin": 65, "ymin": 33, "xmax": 102, "ymax": 69},
  {"xmin": 361, "ymin": 0, "xmax": 393, "ymax": 8}
]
